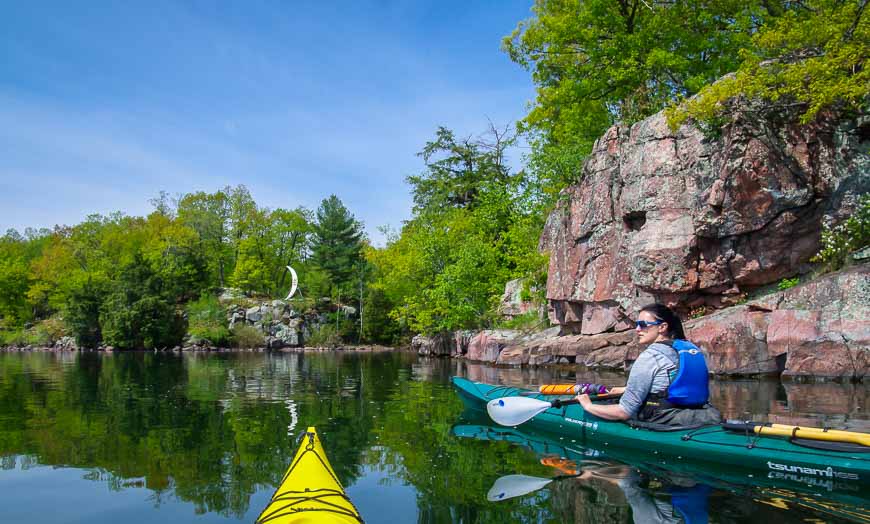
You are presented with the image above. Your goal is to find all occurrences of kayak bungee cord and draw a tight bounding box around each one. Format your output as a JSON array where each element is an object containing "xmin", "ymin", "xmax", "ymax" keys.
[{"xmin": 677, "ymin": 425, "xmax": 870, "ymax": 461}]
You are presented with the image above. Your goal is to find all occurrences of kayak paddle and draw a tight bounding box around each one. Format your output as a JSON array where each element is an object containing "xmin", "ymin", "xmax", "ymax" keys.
[
  {"xmin": 487, "ymin": 396, "xmax": 580, "ymax": 426},
  {"xmin": 487, "ymin": 474, "xmax": 556, "ymax": 501}
]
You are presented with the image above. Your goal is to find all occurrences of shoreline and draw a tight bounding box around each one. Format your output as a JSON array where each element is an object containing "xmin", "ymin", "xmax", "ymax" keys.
[{"xmin": 0, "ymin": 344, "xmax": 406, "ymax": 353}]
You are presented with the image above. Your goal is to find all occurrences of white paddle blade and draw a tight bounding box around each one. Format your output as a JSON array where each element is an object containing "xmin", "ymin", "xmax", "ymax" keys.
[
  {"xmin": 486, "ymin": 396, "xmax": 552, "ymax": 427},
  {"xmin": 487, "ymin": 474, "xmax": 553, "ymax": 502}
]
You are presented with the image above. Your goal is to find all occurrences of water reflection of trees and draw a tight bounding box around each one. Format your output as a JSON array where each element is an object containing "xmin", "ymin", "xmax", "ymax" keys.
[
  {"xmin": 0, "ymin": 351, "xmax": 408, "ymax": 518},
  {"xmin": 1, "ymin": 352, "xmax": 868, "ymax": 522}
]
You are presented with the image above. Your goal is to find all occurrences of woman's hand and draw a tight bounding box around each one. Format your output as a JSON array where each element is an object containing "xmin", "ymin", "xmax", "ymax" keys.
[
  {"xmin": 576, "ymin": 392, "xmax": 630, "ymax": 421},
  {"xmin": 575, "ymin": 393, "xmax": 592, "ymax": 409}
]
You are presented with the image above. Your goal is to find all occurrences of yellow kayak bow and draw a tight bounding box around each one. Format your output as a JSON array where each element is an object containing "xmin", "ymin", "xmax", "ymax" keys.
[{"xmin": 256, "ymin": 427, "xmax": 364, "ymax": 524}]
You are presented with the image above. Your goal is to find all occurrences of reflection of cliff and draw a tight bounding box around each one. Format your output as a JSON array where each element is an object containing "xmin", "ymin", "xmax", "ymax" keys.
[
  {"xmin": 550, "ymin": 476, "xmax": 633, "ymax": 524},
  {"xmin": 709, "ymin": 379, "xmax": 870, "ymax": 429}
]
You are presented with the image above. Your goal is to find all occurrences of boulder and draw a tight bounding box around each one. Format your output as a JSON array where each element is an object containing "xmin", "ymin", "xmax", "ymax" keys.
[
  {"xmin": 453, "ymin": 330, "xmax": 474, "ymax": 356},
  {"xmin": 275, "ymin": 325, "xmax": 300, "ymax": 347},
  {"xmin": 497, "ymin": 345, "xmax": 530, "ymax": 366},
  {"xmin": 782, "ymin": 337, "xmax": 867, "ymax": 380},
  {"xmin": 245, "ymin": 306, "xmax": 264, "ymax": 323},
  {"xmin": 466, "ymin": 330, "xmax": 519, "ymax": 363},
  {"xmin": 53, "ymin": 336, "xmax": 78, "ymax": 351},
  {"xmin": 685, "ymin": 306, "xmax": 774, "ymax": 375},
  {"xmin": 340, "ymin": 305, "xmax": 357, "ymax": 317},
  {"xmin": 411, "ymin": 334, "xmax": 453, "ymax": 356}
]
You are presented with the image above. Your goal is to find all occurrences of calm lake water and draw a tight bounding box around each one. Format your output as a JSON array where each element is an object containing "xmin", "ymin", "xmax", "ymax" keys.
[{"xmin": 0, "ymin": 350, "xmax": 867, "ymax": 523}]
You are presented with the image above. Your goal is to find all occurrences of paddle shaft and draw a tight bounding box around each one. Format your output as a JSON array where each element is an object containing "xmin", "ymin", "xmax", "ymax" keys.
[
  {"xmin": 549, "ymin": 393, "xmax": 621, "ymax": 406},
  {"xmin": 723, "ymin": 421, "xmax": 870, "ymax": 447}
]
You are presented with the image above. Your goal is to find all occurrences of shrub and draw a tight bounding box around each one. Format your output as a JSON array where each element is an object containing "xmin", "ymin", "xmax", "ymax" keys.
[
  {"xmin": 305, "ymin": 324, "xmax": 339, "ymax": 348},
  {"xmin": 230, "ymin": 324, "xmax": 265, "ymax": 348},
  {"xmin": 33, "ymin": 317, "xmax": 69, "ymax": 345},
  {"xmin": 688, "ymin": 306, "xmax": 708, "ymax": 319},
  {"xmin": 777, "ymin": 277, "xmax": 800, "ymax": 291},
  {"xmin": 0, "ymin": 328, "xmax": 28, "ymax": 347},
  {"xmin": 187, "ymin": 294, "xmax": 230, "ymax": 346},
  {"xmin": 496, "ymin": 310, "xmax": 545, "ymax": 331},
  {"xmin": 812, "ymin": 195, "xmax": 870, "ymax": 271},
  {"xmin": 0, "ymin": 318, "xmax": 68, "ymax": 347},
  {"xmin": 101, "ymin": 295, "xmax": 186, "ymax": 350}
]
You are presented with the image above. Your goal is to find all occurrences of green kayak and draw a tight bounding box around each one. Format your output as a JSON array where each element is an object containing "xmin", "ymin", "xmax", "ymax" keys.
[{"xmin": 451, "ymin": 377, "xmax": 870, "ymax": 486}]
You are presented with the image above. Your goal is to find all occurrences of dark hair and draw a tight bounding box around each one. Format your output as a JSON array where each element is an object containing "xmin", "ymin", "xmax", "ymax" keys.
[{"xmin": 639, "ymin": 303, "xmax": 686, "ymax": 340}]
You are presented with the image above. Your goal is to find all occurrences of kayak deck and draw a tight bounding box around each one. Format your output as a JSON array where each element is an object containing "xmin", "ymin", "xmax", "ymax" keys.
[
  {"xmin": 256, "ymin": 426, "xmax": 363, "ymax": 524},
  {"xmin": 452, "ymin": 377, "xmax": 870, "ymax": 484}
]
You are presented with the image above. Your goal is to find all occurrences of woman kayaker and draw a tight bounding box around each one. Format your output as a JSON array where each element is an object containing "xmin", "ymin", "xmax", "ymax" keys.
[{"xmin": 575, "ymin": 303, "xmax": 721, "ymax": 427}]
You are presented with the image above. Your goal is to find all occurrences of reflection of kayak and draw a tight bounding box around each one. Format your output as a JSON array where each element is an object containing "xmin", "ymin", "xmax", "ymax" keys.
[
  {"xmin": 256, "ymin": 426, "xmax": 364, "ymax": 524},
  {"xmin": 451, "ymin": 416, "xmax": 870, "ymax": 521},
  {"xmin": 452, "ymin": 377, "xmax": 870, "ymax": 484}
]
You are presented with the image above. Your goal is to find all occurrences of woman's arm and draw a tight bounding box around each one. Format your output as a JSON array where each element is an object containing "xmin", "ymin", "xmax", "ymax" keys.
[{"xmin": 577, "ymin": 394, "xmax": 630, "ymax": 420}]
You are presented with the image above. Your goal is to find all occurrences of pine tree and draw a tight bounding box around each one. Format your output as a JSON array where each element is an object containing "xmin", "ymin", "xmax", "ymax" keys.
[{"xmin": 310, "ymin": 195, "xmax": 363, "ymax": 291}]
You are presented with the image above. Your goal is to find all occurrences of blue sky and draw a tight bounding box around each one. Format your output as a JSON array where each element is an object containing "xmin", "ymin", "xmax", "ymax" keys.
[{"xmin": 0, "ymin": 1, "xmax": 535, "ymax": 245}]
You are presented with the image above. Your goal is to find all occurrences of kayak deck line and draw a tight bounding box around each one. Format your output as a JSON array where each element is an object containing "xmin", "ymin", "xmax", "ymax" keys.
[
  {"xmin": 256, "ymin": 427, "xmax": 364, "ymax": 524},
  {"xmin": 674, "ymin": 424, "xmax": 870, "ymax": 461},
  {"xmin": 451, "ymin": 376, "xmax": 870, "ymax": 483},
  {"xmin": 258, "ymin": 490, "xmax": 361, "ymax": 522}
]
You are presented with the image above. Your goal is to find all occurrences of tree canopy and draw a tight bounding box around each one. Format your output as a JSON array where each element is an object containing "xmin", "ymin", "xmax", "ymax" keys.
[
  {"xmin": 365, "ymin": 126, "xmax": 547, "ymax": 336},
  {"xmin": 668, "ymin": 0, "xmax": 869, "ymax": 127}
]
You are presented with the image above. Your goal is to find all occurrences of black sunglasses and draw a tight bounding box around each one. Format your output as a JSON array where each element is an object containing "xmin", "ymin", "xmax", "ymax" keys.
[{"xmin": 635, "ymin": 319, "xmax": 664, "ymax": 329}]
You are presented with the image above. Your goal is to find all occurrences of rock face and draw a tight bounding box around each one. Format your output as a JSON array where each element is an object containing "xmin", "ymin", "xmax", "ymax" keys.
[
  {"xmin": 541, "ymin": 107, "xmax": 869, "ymax": 334},
  {"xmin": 412, "ymin": 333, "xmax": 453, "ymax": 356},
  {"xmin": 499, "ymin": 278, "xmax": 541, "ymax": 319}
]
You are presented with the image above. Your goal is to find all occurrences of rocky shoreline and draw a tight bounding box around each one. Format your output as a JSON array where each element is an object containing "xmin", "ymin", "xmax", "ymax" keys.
[{"xmin": 415, "ymin": 264, "xmax": 869, "ymax": 381}]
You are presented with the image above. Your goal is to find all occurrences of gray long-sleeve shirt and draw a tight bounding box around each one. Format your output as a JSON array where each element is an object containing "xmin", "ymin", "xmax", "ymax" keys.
[{"xmin": 619, "ymin": 342, "xmax": 678, "ymax": 418}]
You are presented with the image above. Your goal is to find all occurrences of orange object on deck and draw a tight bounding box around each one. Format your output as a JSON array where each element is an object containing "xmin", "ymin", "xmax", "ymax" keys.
[
  {"xmin": 540, "ymin": 456, "xmax": 580, "ymax": 476},
  {"xmin": 538, "ymin": 384, "xmax": 578, "ymax": 395}
]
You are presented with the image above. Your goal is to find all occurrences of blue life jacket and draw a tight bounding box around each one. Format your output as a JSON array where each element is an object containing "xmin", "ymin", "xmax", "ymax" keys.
[
  {"xmin": 666, "ymin": 339, "xmax": 709, "ymax": 407},
  {"xmin": 668, "ymin": 484, "xmax": 711, "ymax": 524}
]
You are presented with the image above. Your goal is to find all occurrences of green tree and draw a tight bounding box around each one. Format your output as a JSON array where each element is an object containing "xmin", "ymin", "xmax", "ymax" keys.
[
  {"xmin": 668, "ymin": 0, "xmax": 869, "ymax": 127},
  {"xmin": 0, "ymin": 232, "xmax": 37, "ymax": 324},
  {"xmin": 99, "ymin": 254, "xmax": 186, "ymax": 350},
  {"xmin": 230, "ymin": 207, "xmax": 312, "ymax": 296},
  {"xmin": 505, "ymin": 0, "xmax": 783, "ymax": 183},
  {"xmin": 227, "ymin": 185, "xmax": 258, "ymax": 266},
  {"xmin": 141, "ymin": 212, "xmax": 209, "ymax": 302},
  {"xmin": 177, "ymin": 189, "xmax": 233, "ymax": 287},
  {"xmin": 407, "ymin": 125, "xmax": 514, "ymax": 212},
  {"xmin": 270, "ymin": 207, "xmax": 313, "ymax": 293},
  {"xmin": 309, "ymin": 195, "xmax": 364, "ymax": 291},
  {"xmin": 366, "ymin": 126, "xmax": 547, "ymax": 336},
  {"xmin": 65, "ymin": 277, "xmax": 107, "ymax": 348}
]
